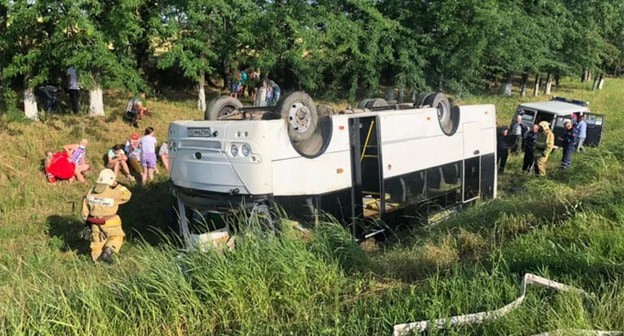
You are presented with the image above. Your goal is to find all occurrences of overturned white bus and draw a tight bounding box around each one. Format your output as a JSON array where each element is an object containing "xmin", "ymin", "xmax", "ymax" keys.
[{"xmin": 168, "ymin": 92, "xmax": 497, "ymax": 244}]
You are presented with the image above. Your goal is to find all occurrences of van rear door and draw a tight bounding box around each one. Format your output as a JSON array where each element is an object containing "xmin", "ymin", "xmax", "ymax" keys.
[{"xmin": 583, "ymin": 113, "xmax": 605, "ymax": 146}]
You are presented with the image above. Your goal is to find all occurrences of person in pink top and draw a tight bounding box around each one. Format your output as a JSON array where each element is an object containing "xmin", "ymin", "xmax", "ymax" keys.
[{"xmin": 139, "ymin": 127, "xmax": 157, "ymax": 184}]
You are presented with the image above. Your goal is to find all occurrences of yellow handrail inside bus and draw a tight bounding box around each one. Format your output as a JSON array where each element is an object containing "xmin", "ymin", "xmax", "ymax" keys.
[{"xmin": 360, "ymin": 120, "xmax": 375, "ymax": 162}]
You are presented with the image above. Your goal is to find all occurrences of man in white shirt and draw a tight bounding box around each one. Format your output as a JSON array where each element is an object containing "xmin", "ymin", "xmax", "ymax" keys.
[{"xmin": 66, "ymin": 66, "xmax": 80, "ymax": 113}]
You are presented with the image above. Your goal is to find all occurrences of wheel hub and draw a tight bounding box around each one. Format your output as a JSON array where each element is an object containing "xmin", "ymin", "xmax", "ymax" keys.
[{"xmin": 288, "ymin": 102, "xmax": 312, "ymax": 133}]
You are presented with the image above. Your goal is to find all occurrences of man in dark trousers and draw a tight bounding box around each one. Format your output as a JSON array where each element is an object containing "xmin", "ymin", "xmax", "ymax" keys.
[
  {"xmin": 559, "ymin": 120, "xmax": 576, "ymax": 169},
  {"xmin": 497, "ymin": 126, "xmax": 513, "ymax": 174},
  {"xmin": 522, "ymin": 124, "xmax": 539, "ymax": 172}
]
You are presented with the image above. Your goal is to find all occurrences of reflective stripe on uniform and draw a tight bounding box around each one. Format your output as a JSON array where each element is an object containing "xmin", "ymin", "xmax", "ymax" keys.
[{"xmin": 87, "ymin": 195, "xmax": 115, "ymax": 207}]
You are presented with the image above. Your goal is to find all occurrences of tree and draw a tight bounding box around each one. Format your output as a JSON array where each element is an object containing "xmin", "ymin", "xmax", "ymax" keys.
[
  {"xmin": 157, "ymin": 0, "xmax": 235, "ymax": 111},
  {"xmin": 1, "ymin": 1, "xmax": 49, "ymax": 119}
]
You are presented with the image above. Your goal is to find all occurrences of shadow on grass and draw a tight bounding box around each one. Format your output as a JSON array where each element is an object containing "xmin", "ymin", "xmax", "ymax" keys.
[
  {"xmin": 46, "ymin": 215, "xmax": 90, "ymax": 255},
  {"xmin": 118, "ymin": 180, "xmax": 173, "ymax": 245}
]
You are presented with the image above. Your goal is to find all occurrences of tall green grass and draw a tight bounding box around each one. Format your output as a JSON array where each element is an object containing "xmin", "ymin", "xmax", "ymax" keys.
[{"xmin": 3, "ymin": 79, "xmax": 624, "ymax": 335}]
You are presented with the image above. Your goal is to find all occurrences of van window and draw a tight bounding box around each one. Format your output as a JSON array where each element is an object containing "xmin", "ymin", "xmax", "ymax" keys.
[
  {"xmin": 585, "ymin": 114, "xmax": 603, "ymax": 126},
  {"xmin": 520, "ymin": 110, "xmax": 535, "ymax": 123},
  {"xmin": 535, "ymin": 111, "xmax": 555, "ymax": 125}
]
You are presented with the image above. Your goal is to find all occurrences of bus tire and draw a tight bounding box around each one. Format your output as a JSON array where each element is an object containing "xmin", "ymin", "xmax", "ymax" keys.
[
  {"xmin": 357, "ymin": 99, "xmax": 374, "ymax": 109},
  {"xmin": 365, "ymin": 98, "xmax": 388, "ymax": 108},
  {"xmin": 413, "ymin": 92, "xmax": 429, "ymax": 107},
  {"xmin": 424, "ymin": 93, "xmax": 457, "ymax": 135},
  {"xmin": 279, "ymin": 91, "xmax": 318, "ymax": 142},
  {"xmin": 205, "ymin": 96, "xmax": 243, "ymax": 120},
  {"xmin": 316, "ymin": 104, "xmax": 334, "ymax": 118}
]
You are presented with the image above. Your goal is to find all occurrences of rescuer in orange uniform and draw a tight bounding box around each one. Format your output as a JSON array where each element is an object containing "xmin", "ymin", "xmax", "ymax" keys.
[{"xmin": 81, "ymin": 169, "xmax": 132, "ymax": 263}]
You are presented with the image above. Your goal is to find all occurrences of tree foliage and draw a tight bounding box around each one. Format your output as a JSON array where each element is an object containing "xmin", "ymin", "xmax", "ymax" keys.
[{"xmin": 2, "ymin": 0, "xmax": 624, "ymax": 113}]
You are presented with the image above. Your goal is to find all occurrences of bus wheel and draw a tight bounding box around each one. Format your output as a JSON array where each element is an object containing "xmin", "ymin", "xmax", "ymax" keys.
[
  {"xmin": 365, "ymin": 98, "xmax": 389, "ymax": 108},
  {"xmin": 316, "ymin": 104, "xmax": 334, "ymax": 118},
  {"xmin": 357, "ymin": 99, "xmax": 374, "ymax": 109},
  {"xmin": 424, "ymin": 93, "xmax": 458, "ymax": 135},
  {"xmin": 205, "ymin": 96, "xmax": 243, "ymax": 120},
  {"xmin": 279, "ymin": 91, "xmax": 318, "ymax": 142},
  {"xmin": 413, "ymin": 92, "xmax": 430, "ymax": 107}
]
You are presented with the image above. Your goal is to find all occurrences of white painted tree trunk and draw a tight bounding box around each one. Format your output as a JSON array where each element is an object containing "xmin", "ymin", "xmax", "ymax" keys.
[
  {"xmin": 499, "ymin": 82, "xmax": 512, "ymax": 96},
  {"xmin": 23, "ymin": 88, "xmax": 38, "ymax": 120},
  {"xmin": 532, "ymin": 74, "xmax": 540, "ymax": 97},
  {"xmin": 598, "ymin": 77, "xmax": 605, "ymax": 89},
  {"xmin": 544, "ymin": 73, "xmax": 553, "ymax": 95},
  {"xmin": 89, "ymin": 87, "xmax": 104, "ymax": 116},
  {"xmin": 198, "ymin": 72, "xmax": 206, "ymax": 111}
]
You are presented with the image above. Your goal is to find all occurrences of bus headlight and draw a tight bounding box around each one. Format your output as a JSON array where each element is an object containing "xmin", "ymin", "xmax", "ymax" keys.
[
  {"xmin": 241, "ymin": 143, "xmax": 251, "ymax": 157},
  {"xmin": 230, "ymin": 144, "xmax": 239, "ymax": 157}
]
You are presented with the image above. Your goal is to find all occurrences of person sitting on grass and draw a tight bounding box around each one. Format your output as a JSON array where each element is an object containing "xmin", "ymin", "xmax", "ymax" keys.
[
  {"xmin": 124, "ymin": 132, "xmax": 142, "ymax": 177},
  {"xmin": 107, "ymin": 144, "xmax": 134, "ymax": 182},
  {"xmin": 63, "ymin": 139, "xmax": 90, "ymax": 183}
]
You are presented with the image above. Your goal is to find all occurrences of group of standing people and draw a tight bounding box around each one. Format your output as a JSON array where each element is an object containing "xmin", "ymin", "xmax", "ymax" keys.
[
  {"xmin": 497, "ymin": 114, "xmax": 587, "ymax": 176},
  {"xmin": 228, "ymin": 67, "xmax": 281, "ymax": 106}
]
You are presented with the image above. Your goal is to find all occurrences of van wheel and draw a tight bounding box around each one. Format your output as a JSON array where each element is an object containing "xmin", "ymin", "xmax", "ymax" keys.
[
  {"xmin": 205, "ymin": 96, "xmax": 243, "ymax": 120},
  {"xmin": 279, "ymin": 92, "xmax": 318, "ymax": 142},
  {"xmin": 424, "ymin": 93, "xmax": 458, "ymax": 135}
]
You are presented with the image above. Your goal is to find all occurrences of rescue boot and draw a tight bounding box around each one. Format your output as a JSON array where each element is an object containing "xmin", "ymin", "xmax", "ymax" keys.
[{"xmin": 99, "ymin": 247, "xmax": 114, "ymax": 263}]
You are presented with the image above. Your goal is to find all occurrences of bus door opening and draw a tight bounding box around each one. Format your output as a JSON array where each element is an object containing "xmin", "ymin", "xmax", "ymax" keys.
[{"xmin": 349, "ymin": 116, "xmax": 384, "ymax": 224}]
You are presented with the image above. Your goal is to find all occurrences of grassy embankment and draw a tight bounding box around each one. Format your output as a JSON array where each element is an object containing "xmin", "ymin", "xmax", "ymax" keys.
[{"xmin": 1, "ymin": 80, "xmax": 624, "ymax": 335}]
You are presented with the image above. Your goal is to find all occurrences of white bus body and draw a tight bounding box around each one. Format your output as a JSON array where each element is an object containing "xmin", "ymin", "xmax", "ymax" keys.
[{"xmin": 168, "ymin": 94, "xmax": 497, "ymax": 242}]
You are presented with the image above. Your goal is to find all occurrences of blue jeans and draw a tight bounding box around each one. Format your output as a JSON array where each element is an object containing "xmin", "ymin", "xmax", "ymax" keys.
[{"xmin": 561, "ymin": 145, "xmax": 574, "ymax": 168}]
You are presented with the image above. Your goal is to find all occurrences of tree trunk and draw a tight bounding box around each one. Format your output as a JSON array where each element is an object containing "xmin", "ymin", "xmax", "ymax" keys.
[
  {"xmin": 89, "ymin": 87, "xmax": 104, "ymax": 116},
  {"xmin": 520, "ymin": 73, "xmax": 528, "ymax": 97},
  {"xmin": 555, "ymin": 71, "xmax": 560, "ymax": 89},
  {"xmin": 498, "ymin": 74, "xmax": 513, "ymax": 96},
  {"xmin": 591, "ymin": 76, "xmax": 599, "ymax": 90},
  {"xmin": 544, "ymin": 73, "xmax": 553, "ymax": 95},
  {"xmin": 24, "ymin": 88, "xmax": 38, "ymax": 120},
  {"xmin": 581, "ymin": 68, "xmax": 588, "ymax": 82},
  {"xmin": 598, "ymin": 75, "xmax": 605, "ymax": 89},
  {"xmin": 198, "ymin": 71, "xmax": 206, "ymax": 111},
  {"xmin": 398, "ymin": 87, "xmax": 405, "ymax": 103},
  {"xmin": 532, "ymin": 74, "xmax": 540, "ymax": 96},
  {"xmin": 385, "ymin": 85, "xmax": 395, "ymax": 102}
]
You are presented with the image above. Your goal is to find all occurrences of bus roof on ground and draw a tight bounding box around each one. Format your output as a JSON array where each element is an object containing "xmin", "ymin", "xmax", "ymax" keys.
[{"xmin": 518, "ymin": 101, "xmax": 590, "ymax": 115}]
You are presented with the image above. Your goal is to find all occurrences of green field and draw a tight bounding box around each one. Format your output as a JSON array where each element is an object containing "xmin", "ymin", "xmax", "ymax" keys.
[{"xmin": 2, "ymin": 79, "xmax": 624, "ymax": 335}]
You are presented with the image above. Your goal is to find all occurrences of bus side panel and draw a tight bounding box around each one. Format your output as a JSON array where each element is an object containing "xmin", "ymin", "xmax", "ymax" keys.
[{"xmin": 272, "ymin": 151, "xmax": 352, "ymax": 196}]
